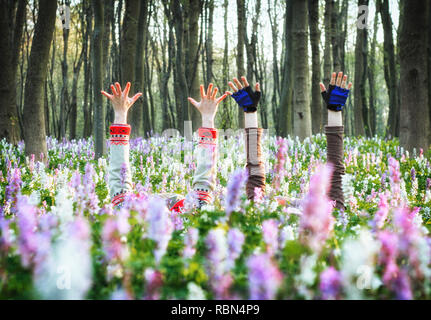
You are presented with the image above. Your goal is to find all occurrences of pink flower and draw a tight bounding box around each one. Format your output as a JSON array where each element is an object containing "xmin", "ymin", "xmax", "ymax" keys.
[
  {"xmin": 319, "ymin": 266, "xmax": 342, "ymax": 300},
  {"xmin": 299, "ymin": 164, "xmax": 335, "ymax": 253}
]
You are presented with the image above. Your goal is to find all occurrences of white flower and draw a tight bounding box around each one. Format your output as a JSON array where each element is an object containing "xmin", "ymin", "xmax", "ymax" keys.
[{"xmin": 186, "ymin": 282, "xmax": 207, "ymax": 300}]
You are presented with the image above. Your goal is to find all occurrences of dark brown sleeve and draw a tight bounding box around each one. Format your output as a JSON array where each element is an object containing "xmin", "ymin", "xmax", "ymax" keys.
[
  {"xmin": 325, "ymin": 125, "xmax": 345, "ymax": 210},
  {"xmin": 245, "ymin": 128, "xmax": 266, "ymax": 200}
]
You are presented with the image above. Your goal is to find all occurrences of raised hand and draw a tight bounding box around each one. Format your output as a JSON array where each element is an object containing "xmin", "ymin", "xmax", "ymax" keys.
[
  {"xmin": 226, "ymin": 76, "xmax": 261, "ymax": 113},
  {"xmin": 101, "ymin": 82, "xmax": 142, "ymax": 124},
  {"xmin": 319, "ymin": 72, "xmax": 352, "ymax": 112},
  {"xmin": 188, "ymin": 83, "xmax": 228, "ymax": 128}
]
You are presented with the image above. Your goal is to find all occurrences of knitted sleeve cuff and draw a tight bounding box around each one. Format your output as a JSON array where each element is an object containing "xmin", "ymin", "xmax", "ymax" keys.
[
  {"xmin": 110, "ymin": 124, "xmax": 131, "ymax": 145},
  {"xmin": 198, "ymin": 127, "xmax": 217, "ymax": 145}
]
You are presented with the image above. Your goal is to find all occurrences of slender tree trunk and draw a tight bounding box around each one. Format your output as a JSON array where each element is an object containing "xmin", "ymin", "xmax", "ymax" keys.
[
  {"xmin": 377, "ymin": 0, "xmax": 399, "ymax": 138},
  {"xmin": 0, "ymin": 0, "xmax": 26, "ymax": 144},
  {"xmin": 135, "ymin": 0, "xmax": 150, "ymax": 136},
  {"xmin": 184, "ymin": 0, "xmax": 201, "ymax": 130},
  {"xmin": 353, "ymin": 0, "xmax": 368, "ymax": 136},
  {"xmin": 92, "ymin": 0, "xmax": 106, "ymax": 159},
  {"xmin": 278, "ymin": 0, "xmax": 293, "ymax": 137},
  {"xmin": 171, "ymin": 0, "xmax": 189, "ymax": 133},
  {"xmin": 399, "ymin": 0, "xmax": 430, "ymax": 151},
  {"xmin": 323, "ymin": 0, "xmax": 332, "ymax": 129},
  {"xmin": 368, "ymin": 8, "xmax": 378, "ymax": 136},
  {"xmin": 236, "ymin": 0, "xmax": 246, "ymax": 128},
  {"xmin": 22, "ymin": 0, "xmax": 57, "ymax": 162},
  {"xmin": 59, "ymin": 0, "xmax": 71, "ymax": 139},
  {"xmin": 308, "ymin": 0, "xmax": 322, "ymax": 134},
  {"xmin": 121, "ymin": 0, "xmax": 141, "ymax": 137},
  {"xmin": 220, "ymin": 0, "xmax": 233, "ymax": 129},
  {"xmin": 268, "ymin": 0, "xmax": 280, "ymax": 132},
  {"xmin": 292, "ymin": 0, "xmax": 311, "ymax": 140},
  {"xmin": 83, "ymin": 1, "xmax": 92, "ymax": 138},
  {"xmin": 205, "ymin": 0, "xmax": 214, "ymax": 85}
]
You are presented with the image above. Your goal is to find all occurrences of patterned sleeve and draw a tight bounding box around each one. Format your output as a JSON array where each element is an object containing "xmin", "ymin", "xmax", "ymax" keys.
[
  {"xmin": 192, "ymin": 127, "xmax": 218, "ymax": 207},
  {"xmin": 108, "ymin": 124, "xmax": 133, "ymax": 208},
  {"xmin": 244, "ymin": 127, "xmax": 266, "ymax": 200}
]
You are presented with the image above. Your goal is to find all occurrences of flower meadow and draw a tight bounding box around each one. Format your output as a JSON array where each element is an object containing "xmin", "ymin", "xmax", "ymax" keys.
[{"xmin": 1, "ymin": 132, "xmax": 431, "ymax": 300}]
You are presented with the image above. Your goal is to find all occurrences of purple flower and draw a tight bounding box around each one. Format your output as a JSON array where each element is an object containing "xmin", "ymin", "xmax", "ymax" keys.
[
  {"xmin": 319, "ymin": 266, "xmax": 342, "ymax": 300},
  {"xmin": 273, "ymin": 138, "xmax": 288, "ymax": 190},
  {"xmin": 146, "ymin": 196, "xmax": 173, "ymax": 264},
  {"xmin": 299, "ymin": 164, "xmax": 335, "ymax": 252},
  {"xmin": 16, "ymin": 195, "xmax": 38, "ymax": 268},
  {"xmin": 373, "ymin": 193, "xmax": 389, "ymax": 230},
  {"xmin": 262, "ymin": 219, "xmax": 279, "ymax": 256},
  {"xmin": 410, "ymin": 167, "xmax": 416, "ymax": 181},
  {"xmin": 225, "ymin": 169, "xmax": 248, "ymax": 216},
  {"xmin": 183, "ymin": 227, "xmax": 199, "ymax": 260},
  {"xmin": 247, "ymin": 253, "xmax": 283, "ymax": 300},
  {"xmin": 205, "ymin": 228, "xmax": 232, "ymax": 298},
  {"xmin": 226, "ymin": 228, "xmax": 245, "ymax": 270},
  {"xmin": 5, "ymin": 168, "xmax": 22, "ymax": 213}
]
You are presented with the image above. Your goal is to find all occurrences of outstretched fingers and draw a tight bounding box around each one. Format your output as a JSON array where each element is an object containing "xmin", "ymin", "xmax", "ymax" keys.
[
  {"xmin": 123, "ymin": 82, "xmax": 131, "ymax": 98},
  {"xmin": 101, "ymin": 90, "xmax": 113, "ymax": 99},
  {"xmin": 336, "ymin": 72, "xmax": 343, "ymax": 87},
  {"xmin": 211, "ymin": 87, "xmax": 218, "ymax": 100},
  {"xmin": 188, "ymin": 97, "xmax": 199, "ymax": 108},
  {"xmin": 216, "ymin": 93, "xmax": 228, "ymax": 104},
  {"xmin": 115, "ymin": 82, "xmax": 122, "ymax": 96},
  {"xmin": 255, "ymin": 83, "xmax": 260, "ymax": 92},
  {"xmin": 228, "ymin": 82, "xmax": 238, "ymax": 93},
  {"xmin": 233, "ymin": 77, "xmax": 243, "ymax": 90},
  {"xmin": 206, "ymin": 83, "xmax": 214, "ymax": 98},
  {"xmin": 241, "ymin": 76, "xmax": 249, "ymax": 88},
  {"xmin": 319, "ymin": 83, "xmax": 326, "ymax": 93},
  {"xmin": 330, "ymin": 72, "xmax": 336, "ymax": 86},
  {"xmin": 130, "ymin": 92, "xmax": 142, "ymax": 105},
  {"xmin": 111, "ymin": 84, "xmax": 118, "ymax": 96},
  {"xmin": 347, "ymin": 82, "xmax": 353, "ymax": 90}
]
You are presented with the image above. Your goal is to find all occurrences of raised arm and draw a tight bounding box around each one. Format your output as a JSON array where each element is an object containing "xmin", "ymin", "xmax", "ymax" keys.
[
  {"xmin": 188, "ymin": 83, "xmax": 227, "ymax": 207},
  {"xmin": 101, "ymin": 82, "xmax": 142, "ymax": 208},
  {"xmin": 227, "ymin": 76, "xmax": 266, "ymax": 200},
  {"xmin": 320, "ymin": 72, "xmax": 352, "ymax": 210}
]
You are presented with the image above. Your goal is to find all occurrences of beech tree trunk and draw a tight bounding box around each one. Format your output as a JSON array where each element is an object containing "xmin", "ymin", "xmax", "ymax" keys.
[
  {"xmin": 0, "ymin": 0, "xmax": 26, "ymax": 144},
  {"xmin": 22, "ymin": 0, "xmax": 57, "ymax": 162},
  {"xmin": 292, "ymin": 0, "xmax": 311, "ymax": 140},
  {"xmin": 353, "ymin": 0, "xmax": 368, "ymax": 136},
  {"xmin": 236, "ymin": 0, "xmax": 246, "ymax": 128},
  {"xmin": 308, "ymin": 0, "xmax": 322, "ymax": 134},
  {"xmin": 377, "ymin": 0, "xmax": 399, "ymax": 138},
  {"xmin": 121, "ymin": 0, "xmax": 141, "ymax": 137},
  {"xmin": 92, "ymin": 0, "xmax": 106, "ymax": 159},
  {"xmin": 399, "ymin": 0, "xmax": 430, "ymax": 151}
]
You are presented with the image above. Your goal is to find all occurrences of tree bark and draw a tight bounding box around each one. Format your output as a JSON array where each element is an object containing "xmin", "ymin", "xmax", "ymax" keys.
[
  {"xmin": 236, "ymin": 0, "xmax": 246, "ymax": 128},
  {"xmin": 292, "ymin": 0, "xmax": 311, "ymax": 140},
  {"xmin": 353, "ymin": 0, "xmax": 368, "ymax": 137},
  {"xmin": 278, "ymin": 0, "xmax": 293, "ymax": 137},
  {"xmin": 92, "ymin": 0, "xmax": 106, "ymax": 159},
  {"xmin": 0, "ymin": 0, "xmax": 26, "ymax": 144},
  {"xmin": 22, "ymin": 0, "xmax": 57, "ymax": 162},
  {"xmin": 377, "ymin": 0, "xmax": 399, "ymax": 138},
  {"xmin": 323, "ymin": 0, "xmax": 332, "ymax": 130},
  {"xmin": 308, "ymin": 0, "xmax": 322, "ymax": 134},
  {"xmin": 399, "ymin": 0, "xmax": 430, "ymax": 151},
  {"xmin": 121, "ymin": 0, "xmax": 141, "ymax": 137},
  {"xmin": 368, "ymin": 7, "xmax": 378, "ymax": 136},
  {"xmin": 135, "ymin": 0, "xmax": 150, "ymax": 136}
]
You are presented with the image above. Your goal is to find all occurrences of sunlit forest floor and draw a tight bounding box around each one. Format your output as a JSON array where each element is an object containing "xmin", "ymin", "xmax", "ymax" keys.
[{"xmin": 1, "ymin": 133, "xmax": 430, "ymax": 299}]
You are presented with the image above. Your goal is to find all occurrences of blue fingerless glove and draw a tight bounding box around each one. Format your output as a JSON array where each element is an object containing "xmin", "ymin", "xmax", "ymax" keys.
[
  {"xmin": 231, "ymin": 86, "xmax": 261, "ymax": 113},
  {"xmin": 321, "ymin": 84, "xmax": 350, "ymax": 111}
]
